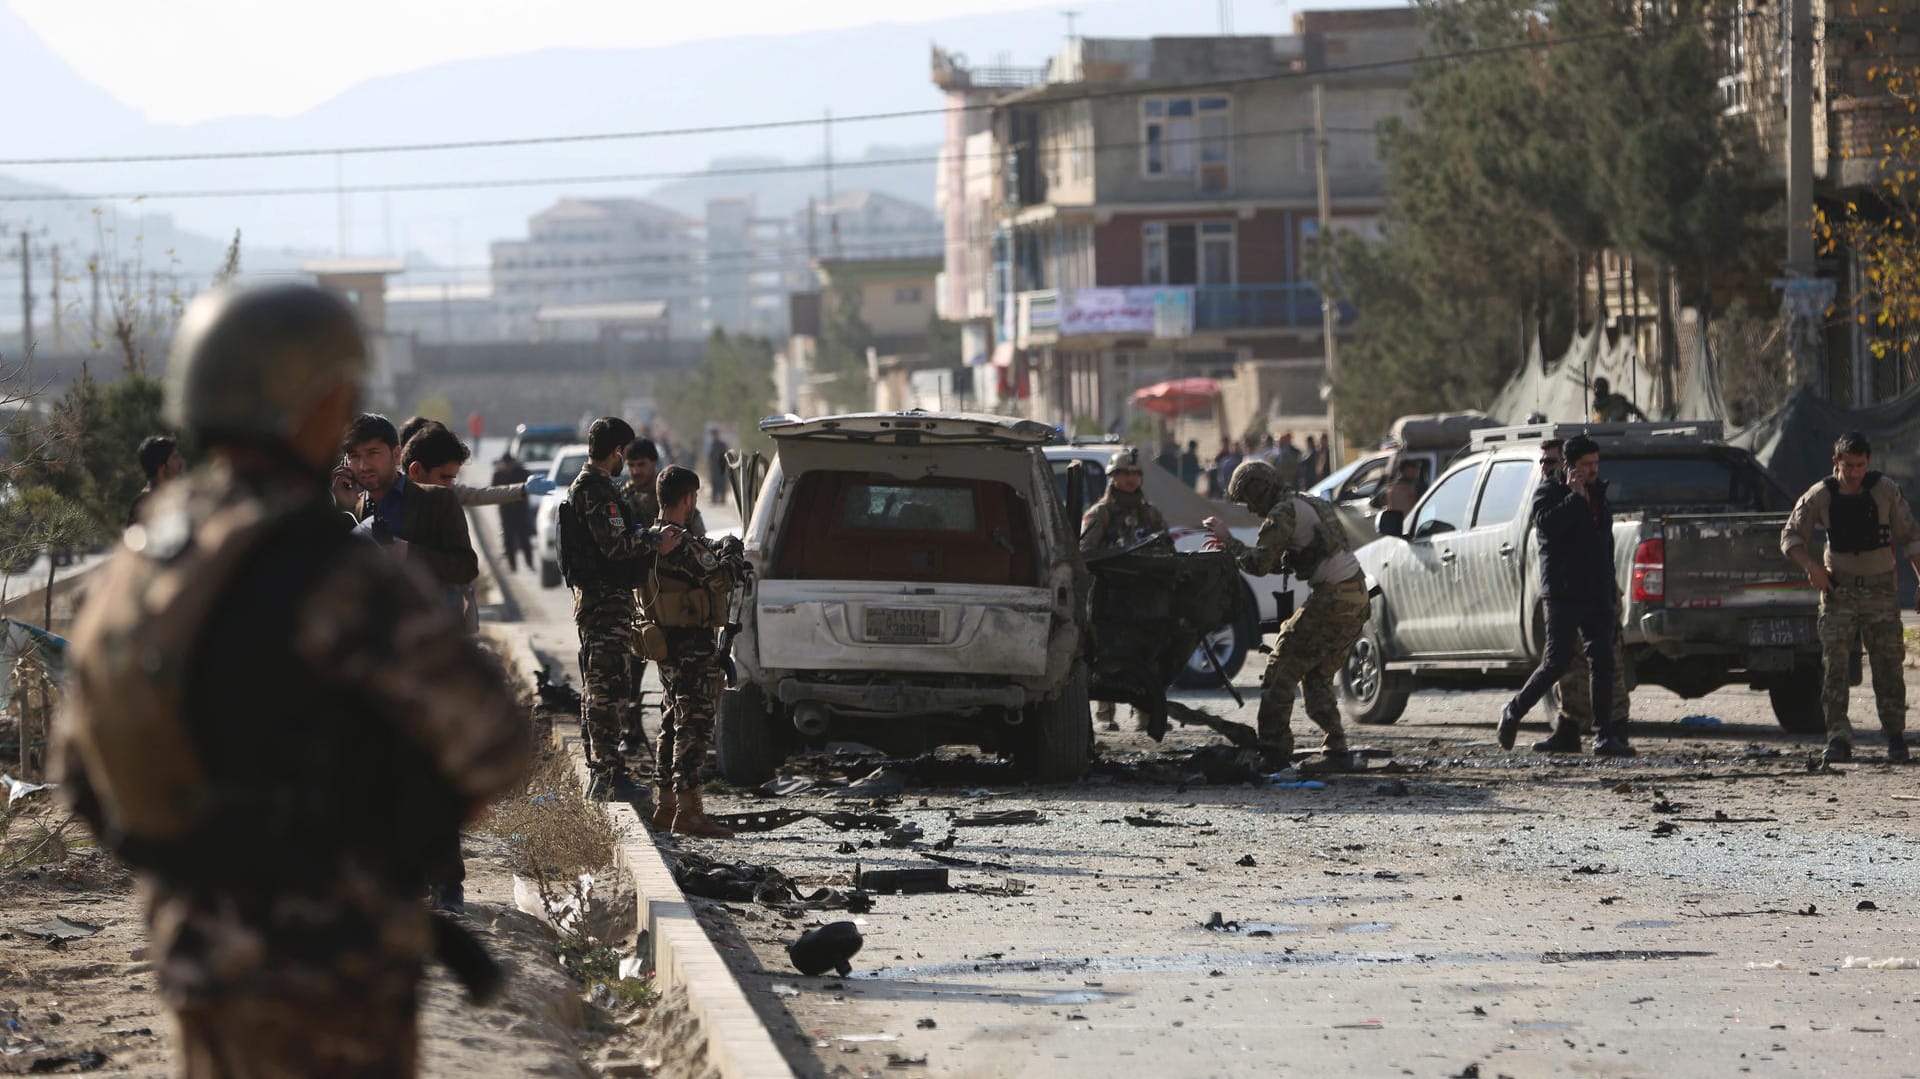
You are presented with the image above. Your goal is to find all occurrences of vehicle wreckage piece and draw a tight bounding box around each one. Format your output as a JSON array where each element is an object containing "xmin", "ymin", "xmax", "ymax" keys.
[{"xmin": 1084, "ymin": 538, "xmax": 1245, "ymax": 740}]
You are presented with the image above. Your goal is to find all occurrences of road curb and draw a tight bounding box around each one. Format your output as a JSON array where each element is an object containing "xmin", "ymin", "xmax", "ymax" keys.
[{"xmin": 475, "ymin": 512, "xmax": 795, "ymax": 1079}]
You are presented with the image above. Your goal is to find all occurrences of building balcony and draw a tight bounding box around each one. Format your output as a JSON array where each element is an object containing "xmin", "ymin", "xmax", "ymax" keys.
[{"xmin": 1015, "ymin": 283, "xmax": 1340, "ymax": 344}]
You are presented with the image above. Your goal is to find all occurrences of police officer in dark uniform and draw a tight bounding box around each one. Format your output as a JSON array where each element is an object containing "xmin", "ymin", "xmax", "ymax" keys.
[
  {"xmin": 55, "ymin": 284, "xmax": 529, "ymax": 1077},
  {"xmin": 561, "ymin": 417, "xmax": 681, "ymax": 800}
]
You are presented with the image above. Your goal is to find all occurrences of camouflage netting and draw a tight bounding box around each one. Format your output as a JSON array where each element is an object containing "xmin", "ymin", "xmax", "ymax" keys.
[{"xmin": 1485, "ymin": 327, "xmax": 1725, "ymax": 427}]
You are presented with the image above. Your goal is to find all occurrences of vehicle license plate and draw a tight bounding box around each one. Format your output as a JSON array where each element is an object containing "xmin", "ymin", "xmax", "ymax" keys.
[
  {"xmin": 865, "ymin": 606, "xmax": 942, "ymax": 643},
  {"xmin": 1746, "ymin": 618, "xmax": 1810, "ymax": 648}
]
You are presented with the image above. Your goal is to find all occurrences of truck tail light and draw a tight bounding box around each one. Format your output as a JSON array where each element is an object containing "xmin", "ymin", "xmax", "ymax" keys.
[{"xmin": 1630, "ymin": 538, "xmax": 1664, "ymax": 604}]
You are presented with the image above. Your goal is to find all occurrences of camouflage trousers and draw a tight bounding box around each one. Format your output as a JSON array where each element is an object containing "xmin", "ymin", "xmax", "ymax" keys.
[
  {"xmin": 658, "ymin": 628, "xmax": 722, "ymax": 792},
  {"xmin": 574, "ymin": 587, "xmax": 642, "ymax": 775},
  {"xmin": 1819, "ymin": 574, "xmax": 1905, "ymax": 744},
  {"xmin": 1258, "ymin": 577, "xmax": 1370, "ymax": 755},
  {"xmin": 1553, "ymin": 590, "xmax": 1630, "ymax": 735},
  {"xmin": 171, "ymin": 981, "xmax": 419, "ymax": 1078}
]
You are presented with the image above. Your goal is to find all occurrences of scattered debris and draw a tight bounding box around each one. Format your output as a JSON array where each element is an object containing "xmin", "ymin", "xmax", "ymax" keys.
[
  {"xmin": 952, "ymin": 809, "xmax": 1043, "ymax": 827},
  {"xmin": 770, "ymin": 984, "xmax": 800, "ymax": 997},
  {"xmin": 1272, "ymin": 779, "xmax": 1326, "ymax": 790},
  {"xmin": 1678, "ymin": 714, "xmax": 1723, "ymax": 727},
  {"xmin": 759, "ymin": 776, "xmax": 818, "ymax": 797},
  {"xmin": 23, "ymin": 1049, "xmax": 109, "ymax": 1073},
  {"xmin": 1451, "ymin": 1065, "xmax": 1481, "ymax": 1079},
  {"xmin": 1858, "ymin": 901, "xmax": 1879, "ymax": 911},
  {"xmin": 959, "ymin": 878, "xmax": 1029, "ymax": 897},
  {"xmin": 1120, "ymin": 814, "xmax": 1205, "ymax": 828},
  {"xmin": 1599, "ymin": 896, "xmax": 1625, "ymax": 905},
  {"xmin": 1571, "ymin": 864, "xmax": 1607, "ymax": 875},
  {"xmin": 18, "ymin": 917, "xmax": 103, "ymax": 942},
  {"xmin": 1747, "ymin": 960, "xmax": 1789, "ymax": 970},
  {"xmin": 815, "ymin": 811, "xmax": 903, "ymax": 832},
  {"xmin": 916, "ymin": 1018, "xmax": 937, "ymax": 1029},
  {"xmin": 2, "ymin": 774, "xmax": 55, "ymax": 805},
  {"xmin": 788, "ymin": 922, "xmax": 864, "ymax": 977},
  {"xmin": 836, "ymin": 767, "xmax": 907, "ymax": 799},
  {"xmin": 1843, "ymin": 956, "xmax": 1920, "ymax": 970},
  {"xmin": 855, "ymin": 867, "xmax": 950, "ymax": 895},
  {"xmin": 707, "ymin": 808, "xmax": 812, "ymax": 833},
  {"xmin": 931, "ymin": 833, "xmax": 957, "ymax": 851},
  {"xmin": 886, "ymin": 1053, "xmax": 929, "ymax": 1067},
  {"xmin": 1332, "ymin": 1019, "xmax": 1385, "ymax": 1030},
  {"xmin": 917, "ymin": 852, "xmax": 1009, "ymax": 871},
  {"xmin": 1541, "ymin": 950, "xmax": 1715, "ymax": 963},
  {"xmin": 1165, "ymin": 700, "xmax": 1259, "ymax": 747},
  {"xmin": 1651, "ymin": 821, "xmax": 1679, "ymax": 837},
  {"xmin": 1202, "ymin": 912, "xmax": 1241, "ymax": 932},
  {"xmin": 1371, "ymin": 779, "xmax": 1410, "ymax": 796},
  {"xmin": 836, "ymin": 1033, "xmax": 898, "ymax": 1043},
  {"xmin": 1673, "ymin": 812, "xmax": 1777, "ymax": 824},
  {"xmin": 882, "ymin": 823, "xmax": 925, "ymax": 848},
  {"xmin": 1235, "ymin": 854, "xmax": 1257, "ymax": 867}
]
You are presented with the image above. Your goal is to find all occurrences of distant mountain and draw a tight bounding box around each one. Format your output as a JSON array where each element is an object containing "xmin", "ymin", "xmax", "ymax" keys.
[
  {"xmin": 2, "ymin": 0, "xmax": 1312, "ymax": 269},
  {"xmin": 643, "ymin": 145, "xmax": 940, "ymax": 220}
]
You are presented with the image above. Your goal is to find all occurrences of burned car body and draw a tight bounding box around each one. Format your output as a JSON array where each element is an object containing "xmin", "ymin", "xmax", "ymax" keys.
[{"xmin": 718, "ymin": 411, "xmax": 1243, "ymax": 786}]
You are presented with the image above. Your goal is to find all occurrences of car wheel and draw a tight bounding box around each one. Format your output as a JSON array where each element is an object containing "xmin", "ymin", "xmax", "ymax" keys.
[
  {"xmin": 540, "ymin": 559, "xmax": 562, "ymax": 589},
  {"xmin": 716, "ymin": 685, "xmax": 784, "ymax": 786},
  {"xmin": 1014, "ymin": 666, "xmax": 1091, "ymax": 783},
  {"xmin": 1768, "ymin": 665, "xmax": 1825, "ymax": 735},
  {"xmin": 1172, "ymin": 589, "xmax": 1258, "ymax": 689},
  {"xmin": 1339, "ymin": 619, "xmax": 1411, "ymax": 726}
]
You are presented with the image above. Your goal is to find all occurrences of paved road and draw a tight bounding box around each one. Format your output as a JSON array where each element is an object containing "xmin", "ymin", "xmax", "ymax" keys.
[{"xmin": 477, "ymin": 482, "xmax": 1920, "ymax": 1078}]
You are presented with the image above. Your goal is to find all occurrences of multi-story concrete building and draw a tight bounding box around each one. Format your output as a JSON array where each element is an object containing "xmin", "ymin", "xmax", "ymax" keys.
[
  {"xmin": 489, "ymin": 198, "xmax": 702, "ymax": 339},
  {"xmin": 933, "ymin": 11, "xmax": 1419, "ymax": 438},
  {"xmin": 800, "ymin": 189, "xmax": 945, "ymax": 261}
]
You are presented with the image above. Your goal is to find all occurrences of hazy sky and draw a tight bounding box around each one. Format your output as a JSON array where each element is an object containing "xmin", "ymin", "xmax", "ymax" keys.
[{"xmin": 11, "ymin": 0, "xmax": 1104, "ymax": 124}]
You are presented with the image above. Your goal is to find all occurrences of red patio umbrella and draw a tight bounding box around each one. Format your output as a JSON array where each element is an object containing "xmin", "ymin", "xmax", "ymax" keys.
[{"xmin": 1131, "ymin": 377, "xmax": 1222, "ymax": 417}]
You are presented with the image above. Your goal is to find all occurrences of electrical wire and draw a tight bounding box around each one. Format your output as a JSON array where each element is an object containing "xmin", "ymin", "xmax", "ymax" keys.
[{"xmin": 0, "ymin": 16, "xmax": 1722, "ymax": 169}]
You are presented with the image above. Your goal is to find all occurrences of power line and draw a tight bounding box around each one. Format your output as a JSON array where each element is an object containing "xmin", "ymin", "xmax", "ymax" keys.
[
  {"xmin": 0, "ymin": 125, "xmax": 1377, "ymax": 205},
  {"xmin": 0, "ymin": 18, "xmax": 1718, "ymax": 169}
]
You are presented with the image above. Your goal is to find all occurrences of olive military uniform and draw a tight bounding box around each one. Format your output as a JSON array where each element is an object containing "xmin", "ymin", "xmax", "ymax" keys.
[
  {"xmin": 1223, "ymin": 468, "xmax": 1368, "ymax": 760},
  {"xmin": 1080, "ymin": 489, "xmax": 1169, "ymax": 554},
  {"xmin": 639, "ymin": 536, "xmax": 732, "ymax": 792},
  {"xmin": 59, "ymin": 465, "xmax": 528, "ymax": 1077},
  {"xmin": 566, "ymin": 462, "xmax": 666, "ymax": 784},
  {"xmin": 1782, "ymin": 473, "xmax": 1920, "ymax": 749},
  {"xmin": 1591, "ymin": 392, "xmax": 1646, "ymax": 423},
  {"xmin": 616, "ymin": 481, "xmax": 705, "ymax": 753}
]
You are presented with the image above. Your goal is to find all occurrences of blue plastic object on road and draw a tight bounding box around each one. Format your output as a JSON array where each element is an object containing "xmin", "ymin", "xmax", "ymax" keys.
[
  {"xmin": 1678, "ymin": 714, "xmax": 1723, "ymax": 727},
  {"xmin": 1272, "ymin": 779, "xmax": 1326, "ymax": 790}
]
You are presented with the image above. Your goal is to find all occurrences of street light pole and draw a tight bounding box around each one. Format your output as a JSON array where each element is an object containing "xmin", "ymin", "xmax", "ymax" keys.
[{"xmin": 1313, "ymin": 80, "xmax": 1342, "ymax": 463}]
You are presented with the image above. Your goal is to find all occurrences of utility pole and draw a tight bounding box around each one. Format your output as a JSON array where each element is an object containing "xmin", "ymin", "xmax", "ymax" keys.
[
  {"xmin": 49, "ymin": 245, "xmax": 60, "ymax": 353},
  {"xmin": 1313, "ymin": 81, "xmax": 1342, "ymax": 463},
  {"xmin": 1218, "ymin": 0, "xmax": 1234, "ymax": 34},
  {"xmin": 18, "ymin": 231, "xmax": 32, "ymax": 354},
  {"xmin": 88, "ymin": 259, "xmax": 100, "ymax": 340},
  {"xmin": 1781, "ymin": 0, "xmax": 1830, "ymax": 393}
]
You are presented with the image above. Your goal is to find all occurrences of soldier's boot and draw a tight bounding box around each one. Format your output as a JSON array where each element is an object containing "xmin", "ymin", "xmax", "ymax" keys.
[
  {"xmin": 1254, "ymin": 694, "xmax": 1296, "ymax": 771},
  {"xmin": 1889, "ymin": 739, "xmax": 1911, "ymax": 765},
  {"xmin": 671, "ymin": 790, "xmax": 735, "ymax": 839},
  {"xmin": 1593, "ymin": 724, "xmax": 1638, "ymax": 759},
  {"xmin": 1095, "ymin": 702, "xmax": 1118, "ymax": 731},
  {"xmin": 1824, "ymin": 738, "xmax": 1853, "ymax": 765},
  {"xmin": 648, "ymin": 785, "xmax": 678, "ymax": 830},
  {"xmin": 1531, "ymin": 719, "xmax": 1585, "ymax": 755}
]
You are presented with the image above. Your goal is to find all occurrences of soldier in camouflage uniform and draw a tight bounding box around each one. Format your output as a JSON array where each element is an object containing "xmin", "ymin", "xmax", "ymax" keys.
[
  {"xmin": 638, "ymin": 465, "xmax": 735, "ymax": 838},
  {"xmin": 618, "ymin": 438, "xmax": 708, "ymax": 756},
  {"xmin": 562, "ymin": 417, "xmax": 681, "ymax": 799},
  {"xmin": 1206, "ymin": 459, "xmax": 1370, "ymax": 768},
  {"xmin": 1783, "ymin": 432, "xmax": 1920, "ymax": 764},
  {"xmin": 54, "ymin": 284, "xmax": 529, "ymax": 1077},
  {"xmin": 1081, "ymin": 447, "xmax": 1170, "ymax": 730},
  {"xmin": 1589, "ymin": 377, "xmax": 1647, "ymax": 423}
]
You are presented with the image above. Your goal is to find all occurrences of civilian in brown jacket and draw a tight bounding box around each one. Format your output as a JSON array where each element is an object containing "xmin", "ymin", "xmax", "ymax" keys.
[{"xmin": 344, "ymin": 414, "xmax": 479, "ymax": 588}]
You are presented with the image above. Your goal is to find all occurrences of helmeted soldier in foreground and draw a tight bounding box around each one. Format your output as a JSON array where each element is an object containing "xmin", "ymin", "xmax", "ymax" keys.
[
  {"xmin": 54, "ymin": 283, "xmax": 529, "ymax": 1077},
  {"xmin": 1206, "ymin": 459, "xmax": 1370, "ymax": 769},
  {"xmin": 1081, "ymin": 446, "xmax": 1171, "ymax": 731}
]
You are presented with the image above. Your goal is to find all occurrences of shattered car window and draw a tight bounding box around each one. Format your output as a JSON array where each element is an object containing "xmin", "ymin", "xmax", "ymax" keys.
[{"xmin": 838, "ymin": 484, "xmax": 979, "ymax": 532}]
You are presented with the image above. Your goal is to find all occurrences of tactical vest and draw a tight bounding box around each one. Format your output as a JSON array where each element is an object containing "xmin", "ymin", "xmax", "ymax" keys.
[
  {"xmin": 638, "ymin": 540, "xmax": 734, "ymax": 629},
  {"xmin": 61, "ymin": 479, "xmax": 297, "ymax": 843},
  {"xmin": 559, "ymin": 483, "xmax": 644, "ymax": 590},
  {"xmin": 1824, "ymin": 473, "xmax": 1891, "ymax": 554},
  {"xmin": 1276, "ymin": 492, "xmax": 1353, "ymax": 581}
]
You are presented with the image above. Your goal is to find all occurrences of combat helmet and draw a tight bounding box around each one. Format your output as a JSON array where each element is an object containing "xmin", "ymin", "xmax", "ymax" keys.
[
  {"xmin": 1227, "ymin": 458, "xmax": 1286, "ymax": 515},
  {"xmin": 1108, "ymin": 446, "xmax": 1145, "ymax": 474},
  {"xmin": 165, "ymin": 284, "xmax": 367, "ymax": 442}
]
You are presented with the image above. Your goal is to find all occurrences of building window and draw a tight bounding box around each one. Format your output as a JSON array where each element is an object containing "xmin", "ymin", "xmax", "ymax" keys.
[
  {"xmin": 894, "ymin": 286, "xmax": 923, "ymax": 304},
  {"xmin": 1717, "ymin": 5, "xmax": 1750, "ymax": 115},
  {"xmin": 1143, "ymin": 221, "xmax": 1235, "ymax": 286},
  {"xmin": 1142, "ymin": 95, "xmax": 1231, "ymax": 191}
]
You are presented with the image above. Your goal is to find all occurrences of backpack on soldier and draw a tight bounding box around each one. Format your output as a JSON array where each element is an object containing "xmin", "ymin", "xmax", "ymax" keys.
[{"xmin": 59, "ymin": 484, "xmax": 295, "ymax": 843}]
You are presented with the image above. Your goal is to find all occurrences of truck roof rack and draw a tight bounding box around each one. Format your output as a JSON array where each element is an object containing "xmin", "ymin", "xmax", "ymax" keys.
[{"xmin": 1469, "ymin": 420, "xmax": 1725, "ymax": 450}]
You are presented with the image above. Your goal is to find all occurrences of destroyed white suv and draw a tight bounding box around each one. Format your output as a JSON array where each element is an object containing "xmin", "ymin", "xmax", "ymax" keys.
[{"xmin": 718, "ymin": 411, "xmax": 1089, "ymax": 785}]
